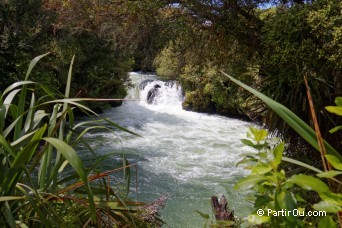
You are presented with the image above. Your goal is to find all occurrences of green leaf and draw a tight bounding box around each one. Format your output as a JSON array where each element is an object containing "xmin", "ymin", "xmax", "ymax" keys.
[
  {"xmin": 0, "ymin": 105, "xmax": 5, "ymax": 132},
  {"xmin": 287, "ymin": 174, "xmax": 330, "ymax": 192},
  {"xmin": 241, "ymin": 139, "xmax": 255, "ymax": 147},
  {"xmin": 123, "ymin": 156, "xmax": 131, "ymax": 197},
  {"xmin": 103, "ymin": 118, "xmax": 141, "ymax": 137},
  {"xmin": 329, "ymin": 126, "xmax": 342, "ymax": 134},
  {"xmin": 276, "ymin": 191, "xmax": 297, "ymax": 211},
  {"xmin": 318, "ymin": 216, "xmax": 337, "ymax": 228},
  {"xmin": 254, "ymin": 195, "xmax": 273, "ymax": 208},
  {"xmin": 335, "ymin": 97, "xmax": 342, "ymax": 106},
  {"xmin": 43, "ymin": 137, "xmax": 96, "ymax": 218},
  {"xmin": 273, "ymin": 142, "xmax": 284, "ymax": 168},
  {"xmin": 251, "ymin": 163, "xmax": 272, "ymax": 175},
  {"xmin": 221, "ymin": 72, "xmax": 341, "ymax": 160},
  {"xmin": 25, "ymin": 53, "xmax": 50, "ymax": 80},
  {"xmin": 236, "ymin": 155, "xmax": 258, "ymax": 167},
  {"xmin": 0, "ymin": 135, "xmax": 16, "ymax": 157},
  {"xmin": 1, "ymin": 81, "xmax": 35, "ymax": 99},
  {"xmin": 317, "ymin": 170, "xmax": 342, "ymax": 178},
  {"xmin": 325, "ymin": 106, "xmax": 342, "ymax": 116},
  {"xmin": 250, "ymin": 127, "xmax": 268, "ymax": 142},
  {"xmin": 247, "ymin": 214, "xmax": 270, "ymax": 224},
  {"xmin": 313, "ymin": 201, "xmax": 341, "ymax": 213},
  {"xmin": 325, "ymin": 155, "xmax": 342, "ymax": 171},
  {"xmin": 234, "ymin": 175, "xmax": 268, "ymax": 190},
  {"xmin": 282, "ymin": 156, "xmax": 323, "ymax": 174},
  {"xmin": 2, "ymin": 125, "xmax": 46, "ymax": 195},
  {"xmin": 319, "ymin": 192, "xmax": 342, "ymax": 205},
  {"xmin": 0, "ymin": 196, "xmax": 25, "ymax": 201}
]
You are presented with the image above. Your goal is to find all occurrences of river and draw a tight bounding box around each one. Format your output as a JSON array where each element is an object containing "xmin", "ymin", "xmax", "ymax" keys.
[{"xmin": 82, "ymin": 72, "xmax": 253, "ymax": 227}]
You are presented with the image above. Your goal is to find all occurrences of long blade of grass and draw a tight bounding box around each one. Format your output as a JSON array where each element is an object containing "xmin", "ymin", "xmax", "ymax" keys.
[
  {"xmin": 282, "ymin": 156, "xmax": 323, "ymax": 173},
  {"xmin": 13, "ymin": 53, "xmax": 49, "ymax": 140},
  {"xmin": 10, "ymin": 130, "xmax": 38, "ymax": 148},
  {"xmin": 221, "ymin": 71, "xmax": 341, "ymax": 160},
  {"xmin": 43, "ymin": 137, "xmax": 96, "ymax": 218},
  {"xmin": 39, "ymin": 104, "xmax": 59, "ymax": 190},
  {"xmin": 2, "ymin": 125, "xmax": 46, "ymax": 195},
  {"xmin": 43, "ymin": 99, "xmax": 98, "ymax": 116},
  {"xmin": 0, "ymin": 134, "xmax": 16, "ymax": 158},
  {"xmin": 1, "ymin": 81, "xmax": 35, "ymax": 99},
  {"xmin": 2, "ymin": 89, "xmax": 21, "ymax": 118},
  {"xmin": 103, "ymin": 118, "xmax": 141, "ymax": 137},
  {"xmin": 59, "ymin": 54, "xmax": 75, "ymax": 140},
  {"xmin": 23, "ymin": 93, "xmax": 36, "ymax": 134},
  {"xmin": 2, "ymin": 201, "xmax": 16, "ymax": 227},
  {"xmin": 0, "ymin": 196, "xmax": 25, "ymax": 201},
  {"xmin": 24, "ymin": 53, "xmax": 50, "ymax": 81}
]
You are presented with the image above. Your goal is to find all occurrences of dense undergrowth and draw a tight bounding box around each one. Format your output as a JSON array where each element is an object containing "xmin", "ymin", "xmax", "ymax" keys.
[
  {"xmin": 228, "ymin": 73, "xmax": 342, "ymax": 227},
  {"xmin": 0, "ymin": 55, "xmax": 165, "ymax": 227}
]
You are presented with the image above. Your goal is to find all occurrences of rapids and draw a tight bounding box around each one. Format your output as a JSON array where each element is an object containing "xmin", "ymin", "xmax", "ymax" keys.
[{"xmin": 83, "ymin": 72, "xmax": 253, "ymax": 227}]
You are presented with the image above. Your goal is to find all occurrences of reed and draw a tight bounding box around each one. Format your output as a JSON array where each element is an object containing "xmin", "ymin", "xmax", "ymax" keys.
[{"xmin": 0, "ymin": 54, "xmax": 160, "ymax": 227}]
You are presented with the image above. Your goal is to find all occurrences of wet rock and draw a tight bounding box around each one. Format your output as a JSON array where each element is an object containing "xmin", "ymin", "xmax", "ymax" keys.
[
  {"xmin": 139, "ymin": 79, "xmax": 155, "ymax": 90},
  {"xmin": 211, "ymin": 195, "xmax": 235, "ymax": 221},
  {"xmin": 147, "ymin": 84, "xmax": 161, "ymax": 104}
]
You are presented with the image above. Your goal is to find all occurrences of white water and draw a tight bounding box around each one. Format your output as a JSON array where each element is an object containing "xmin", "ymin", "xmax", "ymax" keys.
[{"xmin": 84, "ymin": 72, "xmax": 253, "ymax": 227}]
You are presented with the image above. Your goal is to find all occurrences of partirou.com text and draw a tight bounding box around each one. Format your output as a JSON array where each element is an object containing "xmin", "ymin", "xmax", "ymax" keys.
[{"xmin": 257, "ymin": 209, "xmax": 326, "ymax": 217}]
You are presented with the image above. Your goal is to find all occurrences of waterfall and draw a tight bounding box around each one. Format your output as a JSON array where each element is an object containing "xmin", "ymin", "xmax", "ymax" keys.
[
  {"xmin": 82, "ymin": 72, "xmax": 253, "ymax": 227},
  {"xmin": 126, "ymin": 72, "xmax": 184, "ymax": 107}
]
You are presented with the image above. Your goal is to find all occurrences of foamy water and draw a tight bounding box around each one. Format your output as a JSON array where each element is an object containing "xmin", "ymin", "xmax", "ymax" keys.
[{"xmin": 83, "ymin": 72, "xmax": 253, "ymax": 227}]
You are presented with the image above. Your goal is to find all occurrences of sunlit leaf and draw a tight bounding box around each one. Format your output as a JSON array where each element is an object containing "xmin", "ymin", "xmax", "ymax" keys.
[
  {"xmin": 325, "ymin": 106, "xmax": 342, "ymax": 116},
  {"xmin": 250, "ymin": 127, "xmax": 268, "ymax": 142},
  {"xmin": 329, "ymin": 126, "xmax": 342, "ymax": 134},
  {"xmin": 287, "ymin": 174, "xmax": 329, "ymax": 192},
  {"xmin": 325, "ymin": 155, "xmax": 342, "ymax": 171},
  {"xmin": 317, "ymin": 170, "xmax": 342, "ymax": 178},
  {"xmin": 236, "ymin": 155, "xmax": 258, "ymax": 167},
  {"xmin": 251, "ymin": 163, "xmax": 272, "ymax": 175},
  {"xmin": 282, "ymin": 156, "xmax": 323, "ymax": 174},
  {"xmin": 247, "ymin": 214, "xmax": 270, "ymax": 224},
  {"xmin": 273, "ymin": 142, "xmax": 284, "ymax": 168},
  {"xmin": 1, "ymin": 81, "xmax": 35, "ymax": 99},
  {"xmin": 234, "ymin": 175, "xmax": 268, "ymax": 190},
  {"xmin": 0, "ymin": 196, "xmax": 25, "ymax": 201},
  {"xmin": 313, "ymin": 201, "xmax": 341, "ymax": 213}
]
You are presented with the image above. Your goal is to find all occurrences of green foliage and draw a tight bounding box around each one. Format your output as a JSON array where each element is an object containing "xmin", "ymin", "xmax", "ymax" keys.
[
  {"xmin": 0, "ymin": 1, "xmax": 134, "ymax": 113},
  {"xmin": 259, "ymin": 1, "xmax": 342, "ymax": 153},
  {"xmin": 226, "ymin": 73, "xmax": 342, "ymax": 227},
  {"xmin": 236, "ymin": 127, "xmax": 341, "ymax": 227},
  {"xmin": 155, "ymin": 40, "xmax": 254, "ymax": 118},
  {"xmin": 0, "ymin": 55, "xmax": 162, "ymax": 227},
  {"xmin": 222, "ymin": 72, "xmax": 341, "ymax": 160}
]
